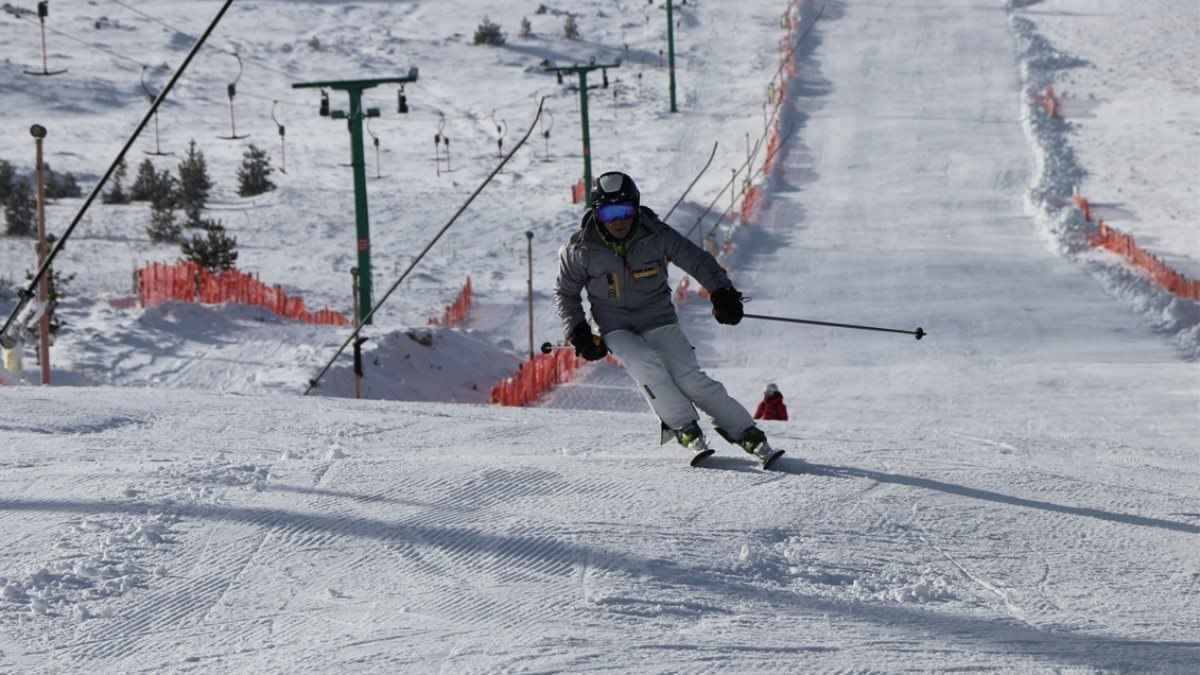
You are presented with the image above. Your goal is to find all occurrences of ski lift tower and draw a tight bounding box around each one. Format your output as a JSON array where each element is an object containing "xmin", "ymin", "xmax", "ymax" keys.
[
  {"xmin": 293, "ymin": 69, "xmax": 418, "ymax": 325},
  {"xmin": 544, "ymin": 59, "xmax": 621, "ymax": 206}
]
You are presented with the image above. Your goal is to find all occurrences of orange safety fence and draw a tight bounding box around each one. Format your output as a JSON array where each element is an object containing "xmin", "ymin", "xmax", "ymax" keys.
[
  {"xmin": 136, "ymin": 261, "xmax": 350, "ymax": 326},
  {"xmin": 429, "ymin": 276, "xmax": 473, "ymax": 327},
  {"xmin": 490, "ymin": 348, "xmax": 618, "ymax": 407},
  {"xmin": 673, "ymin": 275, "xmax": 710, "ymax": 305},
  {"xmin": 1073, "ymin": 193, "xmax": 1091, "ymax": 222},
  {"xmin": 760, "ymin": 112, "xmax": 785, "ymax": 177},
  {"xmin": 741, "ymin": 0, "xmax": 803, "ymax": 229},
  {"xmin": 741, "ymin": 186, "xmax": 763, "ymax": 224},
  {"xmin": 1091, "ymin": 220, "xmax": 1200, "ymax": 301},
  {"xmin": 1073, "ymin": 195, "xmax": 1200, "ymax": 302},
  {"xmin": 674, "ymin": 276, "xmax": 691, "ymax": 303},
  {"xmin": 1041, "ymin": 85, "xmax": 1059, "ymax": 119}
]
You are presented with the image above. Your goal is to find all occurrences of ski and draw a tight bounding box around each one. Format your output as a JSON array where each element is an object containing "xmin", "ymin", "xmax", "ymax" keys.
[{"xmin": 688, "ymin": 448, "xmax": 786, "ymax": 470}]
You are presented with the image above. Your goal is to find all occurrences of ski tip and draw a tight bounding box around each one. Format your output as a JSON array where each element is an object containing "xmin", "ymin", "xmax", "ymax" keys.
[
  {"xmin": 761, "ymin": 448, "xmax": 786, "ymax": 470},
  {"xmin": 689, "ymin": 449, "xmax": 716, "ymax": 467}
]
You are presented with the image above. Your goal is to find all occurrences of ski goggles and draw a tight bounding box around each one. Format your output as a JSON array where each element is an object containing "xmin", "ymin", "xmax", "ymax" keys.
[{"xmin": 595, "ymin": 202, "xmax": 637, "ymax": 224}]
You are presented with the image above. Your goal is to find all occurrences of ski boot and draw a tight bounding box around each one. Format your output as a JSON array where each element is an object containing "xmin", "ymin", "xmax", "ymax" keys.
[
  {"xmin": 738, "ymin": 427, "xmax": 785, "ymax": 469},
  {"xmin": 676, "ymin": 421, "xmax": 715, "ymax": 466}
]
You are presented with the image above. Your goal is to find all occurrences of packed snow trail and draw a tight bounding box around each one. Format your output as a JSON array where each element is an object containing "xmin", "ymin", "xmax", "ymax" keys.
[{"xmin": 1, "ymin": 386, "xmax": 1198, "ymax": 673}]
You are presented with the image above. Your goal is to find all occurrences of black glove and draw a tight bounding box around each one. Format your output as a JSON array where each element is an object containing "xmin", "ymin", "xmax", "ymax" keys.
[
  {"xmin": 569, "ymin": 322, "xmax": 608, "ymax": 361},
  {"xmin": 710, "ymin": 287, "xmax": 744, "ymax": 325}
]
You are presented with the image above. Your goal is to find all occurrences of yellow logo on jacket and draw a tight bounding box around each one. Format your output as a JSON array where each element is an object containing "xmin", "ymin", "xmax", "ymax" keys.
[{"xmin": 631, "ymin": 265, "xmax": 660, "ymax": 281}]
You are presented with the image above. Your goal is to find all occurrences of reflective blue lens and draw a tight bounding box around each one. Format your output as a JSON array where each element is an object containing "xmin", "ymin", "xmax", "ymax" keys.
[{"xmin": 596, "ymin": 202, "xmax": 637, "ymax": 224}]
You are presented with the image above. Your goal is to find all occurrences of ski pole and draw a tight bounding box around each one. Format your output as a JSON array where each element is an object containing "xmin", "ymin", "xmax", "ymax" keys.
[
  {"xmin": 540, "ymin": 341, "xmax": 568, "ymax": 354},
  {"xmin": 539, "ymin": 336, "xmax": 603, "ymax": 355},
  {"xmin": 743, "ymin": 313, "xmax": 926, "ymax": 340}
]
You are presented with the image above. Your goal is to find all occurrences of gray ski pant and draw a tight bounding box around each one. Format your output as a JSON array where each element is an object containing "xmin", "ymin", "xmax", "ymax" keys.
[{"xmin": 603, "ymin": 323, "xmax": 755, "ymax": 440}]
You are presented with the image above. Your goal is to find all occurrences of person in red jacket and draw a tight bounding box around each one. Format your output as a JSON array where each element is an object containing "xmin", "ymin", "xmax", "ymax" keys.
[{"xmin": 754, "ymin": 383, "xmax": 788, "ymax": 421}]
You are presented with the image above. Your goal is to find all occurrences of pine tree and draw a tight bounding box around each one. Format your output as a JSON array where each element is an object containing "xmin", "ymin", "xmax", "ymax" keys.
[
  {"xmin": 59, "ymin": 172, "xmax": 82, "ymax": 199},
  {"xmin": 180, "ymin": 219, "xmax": 238, "ymax": 273},
  {"xmin": 24, "ymin": 234, "xmax": 75, "ymax": 337},
  {"xmin": 44, "ymin": 165, "xmax": 82, "ymax": 199},
  {"xmin": 177, "ymin": 139, "xmax": 213, "ymax": 226},
  {"xmin": 4, "ymin": 178, "xmax": 36, "ymax": 237},
  {"xmin": 0, "ymin": 159, "xmax": 15, "ymax": 203},
  {"xmin": 237, "ymin": 144, "xmax": 275, "ymax": 197},
  {"xmin": 473, "ymin": 16, "xmax": 506, "ymax": 46},
  {"xmin": 564, "ymin": 14, "xmax": 579, "ymax": 40},
  {"xmin": 102, "ymin": 158, "xmax": 130, "ymax": 204},
  {"xmin": 145, "ymin": 171, "xmax": 181, "ymax": 243},
  {"xmin": 131, "ymin": 159, "xmax": 159, "ymax": 201}
]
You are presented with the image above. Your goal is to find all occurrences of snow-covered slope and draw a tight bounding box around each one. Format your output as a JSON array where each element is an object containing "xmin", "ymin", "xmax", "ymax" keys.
[
  {"xmin": 1, "ymin": 0, "xmax": 1198, "ymax": 673},
  {"xmin": 1, "ymin": 383, "xmax": 1197, "ymax": 672}
]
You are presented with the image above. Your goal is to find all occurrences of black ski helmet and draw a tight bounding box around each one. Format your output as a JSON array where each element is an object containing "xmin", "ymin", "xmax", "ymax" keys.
[{"xmin": 591, "ymin": 171, "xmax": 640, "ymax": 208}]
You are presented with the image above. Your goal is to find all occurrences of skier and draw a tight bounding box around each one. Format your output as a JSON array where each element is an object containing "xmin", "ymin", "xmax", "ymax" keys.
[
  {"xmin": 554, "ymin": 171, "xmax": 781, "ymax": 467},
  {"xmin": 754, "ymin": 383, "xmax": 788, "ymax": 421}
]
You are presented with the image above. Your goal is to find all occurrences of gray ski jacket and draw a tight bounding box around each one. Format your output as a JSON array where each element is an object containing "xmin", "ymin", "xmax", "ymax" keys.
[{"xmin": 554, "ymin": 206, "xmax": 733, "ymax": 338}]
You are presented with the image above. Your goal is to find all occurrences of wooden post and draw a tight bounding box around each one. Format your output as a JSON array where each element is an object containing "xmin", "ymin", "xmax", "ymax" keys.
[
  {"xmin": 351, "ymin": 267, "xmax": 363, "ymax": 400},
  {"xmin": 32, "ymin": 125, "xmax": 50, "ymax": 385},
  {"xmin": 526, "ymin": 231, "xmax": 535, "ymax": 359}
]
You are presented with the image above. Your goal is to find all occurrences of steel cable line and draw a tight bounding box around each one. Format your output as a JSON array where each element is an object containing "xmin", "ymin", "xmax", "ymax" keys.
[
  {"xmin": 8, "ymin": 10, "xmax": 148, "ymax": 68},
  {"xmin": 110, "ymin": 0, "xmax": 295, "ymax": 80}
]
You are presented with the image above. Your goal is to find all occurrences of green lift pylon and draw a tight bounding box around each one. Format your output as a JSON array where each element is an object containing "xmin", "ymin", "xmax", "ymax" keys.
[
  {"xmin": 666, "ymin": 0, "xmax": 678, "ymax": 113},
  {"xmin": 293, "ymin": 69, "xmax": 418, "ymax": 325},
  {"xmin": 545, "ymin": 60, "xmax": 621, "ymax": 206}
]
